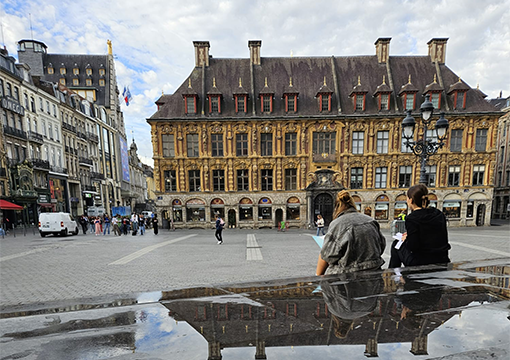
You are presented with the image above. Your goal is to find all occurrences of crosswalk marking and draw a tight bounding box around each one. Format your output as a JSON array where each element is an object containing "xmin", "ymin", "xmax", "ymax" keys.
[{"xmin": 246, "ymin": 234, "xmax": 263, "ymax": 261}]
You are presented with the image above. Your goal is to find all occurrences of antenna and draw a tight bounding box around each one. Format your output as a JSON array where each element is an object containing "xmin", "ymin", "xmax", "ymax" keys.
[{"xmin": 29, "ymin": 13, "xmax": 34, "ymax": 40}]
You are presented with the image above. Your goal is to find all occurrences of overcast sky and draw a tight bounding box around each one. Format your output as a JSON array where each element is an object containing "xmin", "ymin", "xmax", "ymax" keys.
[{"xmin": 2, "ymin": 0, "xmax": 509, "ymax": 165}]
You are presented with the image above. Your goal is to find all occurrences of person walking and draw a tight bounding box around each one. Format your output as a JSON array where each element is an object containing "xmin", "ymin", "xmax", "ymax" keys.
[
  {"xmin": 152, "ymin": 214, "xmax": 159, "ymax": 235},
  {"xmin": 103, "ymin": 214, "xmax": 111, "ymax": 235},
  {"xmin": 131, "ymin": 213, "xmax": 138, "ymax": 233},
  {"xmin": 94, "ymin": 217, "xmax": 101, "ymax": 236},
  {"xmin": 316, "ymin": 214, "xmax": 325, "ymax": 236},
  {"xmin": 79, "ymin": 215, "xmax": 88, "ymax": 234},
  {"xmin": 215, "ymin": 214, "xmax": 224, "ymax": 244},
  {"xmin": 112, "ymin": 215, "xmax": 121, "ymax": 236},
  {"xmin": 139, "ymin": 215, "xmax": 145, "ymax": 235},
  {"xmin": 89, "ymin": 216, "xmax": 94, "ymax": 233},
  {"xmin": 122, "ymin": 217, "xmax": 129, "ymax": 235}
]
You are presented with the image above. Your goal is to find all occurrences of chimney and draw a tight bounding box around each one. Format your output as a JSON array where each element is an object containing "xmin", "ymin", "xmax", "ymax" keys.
[
  {"xmin": 248, "ymin": 40, "xmax": 261, "ymax": 65},
  {"xmin": 193, "ymin": 41, "xmax": 210, "ymax": 67},
  {"xmin": 427, "ymin": 38, "xmax": 448, "ymax": 64},
  {"xmin": 375, "ymin": 38, "xmax": 391, "ymax": 64}
]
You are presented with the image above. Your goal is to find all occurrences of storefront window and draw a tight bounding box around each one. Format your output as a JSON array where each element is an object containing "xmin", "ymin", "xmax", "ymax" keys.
[
  {"xmin": 466, "ymin": 201, "xmax": 474, "ymax": 218},
  {"xmin": 210, "ymin": 198, "xmax": 225, "ymax": 220},
  {"xmin": 394, "ymin": 203, "xmax": 407, "ymax": 219},
  {"xmin": 172, "ymin": 200, "xmax": 183, "ymax": 222},
  {"xmin": 443, "ymin": 202, "xmax": 461, "ymax": 218},
  {"xmin": 186, "ymin": 206, "xmax": 205, "ymax": 222},
  {"xmin": 375, "ymin": 195, "xmax": 389, "ymax": 220},
  {"xmin": 286, "ymin": 197, "xmax": 300, "ymax": 220},
  {"xmin": 258, "ymin": 198, "xmax": 272, "ymax": 220},
  {"xmin": 240, "ymin": 206, "xmax": 253, "ymax": 220}
]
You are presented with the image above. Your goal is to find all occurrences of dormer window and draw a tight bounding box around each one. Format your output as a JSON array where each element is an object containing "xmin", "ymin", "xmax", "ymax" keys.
[
  {"xmin": 73, "ymin": 67, "xmax": 79, "ymax": 75},
  {"xmin": 282, "ymin": 77, "xmax": 299, "ymax": 112},
  {"xmin": 448, "ymin": 78, "xmax": 469, "ymax": 110},
  {"xmin": 207, "ymin": 77, "xmax": 222, "ymax": 114},
  {"xmin": 99, "ymin": 79, "xmax": 105, "ymax": 86},
  {"xmin": 373, "ymin": 76, "xmax": 391, "ymax": 111},
  {"xmin": 430, "ymin": 92, "xmax": 440, "ymax": 108},
  {"xmin": 60, "ymin": 67, "xmax": 66, "ymax": 75},
  {"xmin": 380, "ymin": 94, "xmax": 389, "ymax": 109},
  {"xmin": 233, "ymin": 78, "xmax": 248, "ymax": 114},
  {"xmin": 73, "ymin": 79, "xmax": 79, "ymax": 86},
  {"xmin": 86, "ymin": 68, "xmax": 92, "ymax": 76},
  {"xmin": 99, "ymin": 68, "xmax": 105, "ymax": 76},
  {"xmin": 316, "ymin": 77, "xmax": 333, "ymax": 113},
  {"xmin": 399, "ymin": 75, "xmax": 419, "ymax": 110},
  {"xmin": 349, "ymin": 76, "xmax": 368, "ymax": 112},
  {"xmin": 405, "ymin": 93, "xmax": 415, "ymax": 110},
  {"xmin": 424, "ymin": 74, "xmax": 443, "ymax": 110},
  {"xmin": 47, "ymin": 65, "xmax": 54, "ymax": 74},
  {"xmin": 259, "ymin": 78, "xmax": 274, "ymax": 114},
  {"xmin": 86, "ymin": 79, "xmax": 92, "ymax": 86},
  {"xmin": 183, "ymin": 78, "xmax": 198, "ymax": 114},
  {"xmin": 59, "ymin": 78, "xmax": 65, "ymax": 85}
]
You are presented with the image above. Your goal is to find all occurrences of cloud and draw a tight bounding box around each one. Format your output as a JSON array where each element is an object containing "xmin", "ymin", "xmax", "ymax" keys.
[{"xmin": 2, "ymin": 0, "xmax": 510, "ymax": 161}]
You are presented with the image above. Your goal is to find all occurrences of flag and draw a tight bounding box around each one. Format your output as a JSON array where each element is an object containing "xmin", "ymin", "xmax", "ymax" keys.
[{"xmin": 122, "ymin": 86, "xmax": 133, "ymax": 106}]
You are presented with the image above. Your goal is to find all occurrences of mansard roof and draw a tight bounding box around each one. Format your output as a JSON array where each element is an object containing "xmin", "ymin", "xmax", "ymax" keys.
[
  {"xmin": 150, "ymin": 52, "xmax": 497, "ymax": 120},
  {"xmin": 447, "ymin": 79, "xmax": 471, "ymax": 94}
]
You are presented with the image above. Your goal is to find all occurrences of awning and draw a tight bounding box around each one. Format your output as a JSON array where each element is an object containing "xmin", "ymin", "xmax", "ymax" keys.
[{"xmin": 0, "ymin": 200, "xmax": 23, "ymax": 210}]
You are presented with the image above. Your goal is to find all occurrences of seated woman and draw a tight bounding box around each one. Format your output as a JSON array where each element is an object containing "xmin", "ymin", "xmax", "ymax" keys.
[
  {"xmin": 316, "ymin": 191, "xmax": 386, "ymax": 275},
  {"xmin": 389, "ymin": 184, "xmax": 450, "ymax": 268}
]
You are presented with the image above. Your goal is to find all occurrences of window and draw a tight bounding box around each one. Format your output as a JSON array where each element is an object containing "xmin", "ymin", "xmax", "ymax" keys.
[
  {"xmin": 286, "ymin": 95, "xmax": 296, "ymax": 112},
  {"xmin": 405, "ymin": 93, "xmax": 415, "ymax": 110},
  {"xmin": 73, "ymin": 68, "xmax": 79, "ymax": 75},
  {"xmin": 189, "ymin": 170, "xmax": 201, "ymax": 192},
  {"xmin": 262, "ymin": 96, "xmax": 271, "ymax": 112},
  {"xmin": 285, "ymin": 168, "xmax": 297, "ymax": 190},
  {"xmin": 60, "ymin": 67, "xmax": 66, "ymax": 75},
  {"xmin": 456, "ymin": 92, "xmax": 465, "ymax": 109},
  {"xmin": 236, "ymin": 133, "xmax": 248, "ymax": 156},
  {"xmin": 431, "ymin": 93, "xmax": 440, "ymax": 108},
  {"xmin": 211, "ymin": 134, "xmax": 223, "ymax": 157},
  {"xmin": 498, "ymin": 171, "xmax": 503, "ymax": 187},
  {"xmin": 6, "ymin": 83, "xmax": 12, "ymax": 97},
  {"xmin": 24, "ymin": 93, "xmax": 28, "ymax": 108},
  {"xmin": 507, "ymin": 170, "xmax": 510, "ymax": 187},
  {"xmin": 162, "ymin": 134, "xmax": 175, "ymax": 157},
  {"xmin": 237, "ymin": 169, "xmax": 249, "ymax": 191},
  {"xmin": 380, "ymin": 94, "xmax": 389, "ymax": 110},
  {"xmin": 49, "ymin": 124, "xmax": 53, "ymax": 139},
  {"xmin": 401, "ymin": 134, "xmax": 413, "ymax": 153},
  {"xmin": 321, "ymin": 94, "xmax": 330, "ymax": 112},
  {"xmin": 350, "ymin": 167, "xmax": 363, "ymax": 189},
  {"xmin": 377, "ymin": 131, "xmax": 389, "ymax": 154},
  {"xmin": 285, "ymin": 133, "xmax": 297, "ymax": 156},
  {"xmin": 355, "ymin": 94, "xmax": 364, "ymax": 111},
  {"xmin": 163, "ymin": 170, "xmax": 177, "ymax": 192},
  {"xmin": 99, "ymin": 79, "xmax": 105, "ymax": 86},
  {"xmin": 30, "ymin": 97, "xmax": 35, "ymax": 112},
  {"xmin": 86, "ymin": 79, "xmax": 92, "ymax": 86},
  {"xmin": 13, "ymin": 87, "xmax": 19, "ymax": 101},
  {"xmin": 448, "ymin": 166, "xmax": 461, "ymax": 186},
  {"xmin": 501, "ymin": 146, "xmax": 505, "ymax": 163},
  {"xmin": 59, "ymin": 78, "xmax": 65, "ymax": 85},
  {"xmin": 0, "ymin": 79, "xmax": 3, "ymax": 97},
  {"xmin": 46, "ymin": 101, "xmax": 50, "ymax": 114},
  {"xmin": 86, "ymin": 68, "xmax": 92, "ymax": 76},
  {"xmin": 399, "ymin": 166, "xmax": 412, "ymax": 188},
  {"xmin": 261, "ymin": 169, "xmax": 273, "ymax": 191},
  {"xmin": 260, "ymin": 133, "xmax": 273, "ymax": 156},
  {"xmin": 236, "ymin": 96, "xmax": 247, "ymax": 113},
  {"xmin": 313, "ymin": 132, "xmax": 336, "ymax": 155},
  {"xmin": 375, "ymin": 167, "xmax": 387, "ymax": 188},
  {"xmin": 48, "ymin": 67, "xmax": 54, "ymax": 74},
  {"xmin": 475, "ymin": 129, "xmax": 487, "ymax": 152},
  {"xmin": 352, "ymin": 131, "xmax": 364, "ymax": 154},
  {"xmin": 450, "ymin": 129, "xmax": 463, "ymax": 152},
  {"xmin": 213, "ymin": 170, "xmax": 225, "ymax": 191},
  {"xmin": 185, "ymin": 97, "xmax": 196, "ymax": 114},
  {"xmin": 210, "ymin": 96, "xmax": 219, "ymax": 113},
  {"xmin": 424, "ymin": 165, "xmax": 437, "ymax": 187},
  {"xmin": 473, "ymin": 165, "xmax": 485, "ymax": 186},
  {"xmin": 72, "ymin": 79, "xmax": 79, "ymax": 86},
  {"xmin": 99, "ymin": 69, "xmax": 105, "ymax": 76},
  {"xmin": 186, "ymin": 134, "xmax": 199, "ymax": 157}
]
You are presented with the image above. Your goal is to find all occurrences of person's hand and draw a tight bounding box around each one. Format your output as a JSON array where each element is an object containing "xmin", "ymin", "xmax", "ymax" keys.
[{"xmin": 402, "ymin": 232, "xmax": 407, "ymax": 241}]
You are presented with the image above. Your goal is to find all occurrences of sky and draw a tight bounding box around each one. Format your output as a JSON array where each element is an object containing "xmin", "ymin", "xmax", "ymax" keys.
[{"xmin": 1, "ymin": 0, "xmax": 509, "ymax": 166}]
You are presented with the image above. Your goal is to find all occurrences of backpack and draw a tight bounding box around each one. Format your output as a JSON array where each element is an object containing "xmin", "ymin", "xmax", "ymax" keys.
[{"xmin": 219, "ymin": 218, "xmax": 225, "ymax": 228}]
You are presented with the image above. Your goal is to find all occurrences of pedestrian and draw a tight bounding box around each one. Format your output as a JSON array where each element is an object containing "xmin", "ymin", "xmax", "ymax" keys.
[
  {"xmin": 152, "ymin": 214, "xmax": 159, "ymax": 235},
  {"xmin": 122, "ymin": 217, "xmax": 129, "ymax": 235},
  {"xmin": 103, "ymin": 214, "xmax": 111, "ymax": 235},
  {"xmin": 316, "ymin": 214, "xmax": 325, "ymax": 236},
  {"xmin": 112, "ymin": 215, "xmax": 121, "ymax": 236},
  {"xmin": 79, "ymin": 215, "xmax": 88, "ymax": 234},
  {"xmin": 389, "ymin": 184, "xmax": 451, "ymax": 268},
  {"xmin": 131, "ymin": 213, "xmax": 138, "ymax": 232},
  {"xmin": 397, "ymin": 211, "xmax": 406, "ymax": 221},
  {"xmin": 316, "ymin": 190, "xmax": 386, "ymax": 275},
  {"xmin": 89, "ymin": 216, "xmax": 94, "ymax": 233},
  {"xmin": 139, "ymin": 215, "xmax": 145, "ymax": 235},
  {"xmin": 215, "ymin": 214, "xmax": 224, "ymax": 244},
  {"xmin": 94, "ymin": 217, "xmax": 101, "ymax": 236}
]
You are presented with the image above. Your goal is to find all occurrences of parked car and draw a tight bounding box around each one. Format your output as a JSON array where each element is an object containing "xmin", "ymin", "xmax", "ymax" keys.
[{"xmin": 38, "ymin": 212, "xmax": 79, "ymax": 237}]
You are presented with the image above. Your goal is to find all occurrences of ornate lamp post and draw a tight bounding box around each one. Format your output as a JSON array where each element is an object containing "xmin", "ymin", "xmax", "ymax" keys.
[{"xmin": 401, "ymin": 94, "xmax": 449, "ymax": 184}]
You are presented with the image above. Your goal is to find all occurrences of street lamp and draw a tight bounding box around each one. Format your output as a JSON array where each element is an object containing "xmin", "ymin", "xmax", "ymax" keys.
[{"xmin": 401, "ymin": 94, "xmax": 449, "ymax": 184}]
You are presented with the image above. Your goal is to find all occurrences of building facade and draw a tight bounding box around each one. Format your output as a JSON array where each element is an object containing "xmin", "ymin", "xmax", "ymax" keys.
[{"xmin": 148, "ymin": 38, "xmax": 500, "ymax": 229}]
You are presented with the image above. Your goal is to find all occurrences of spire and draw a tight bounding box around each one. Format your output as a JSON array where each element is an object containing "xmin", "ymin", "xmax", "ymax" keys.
[
  {"xmin": 107, "ymin": 39, "xmax": 112, "ymax": 55},
  {"xmin": 382, "ymin": 75, "xmax": 386, "ymax": 85},
  {"xmin": 357, "ymin": 76, "xmax": 361, "ymax": 86}
]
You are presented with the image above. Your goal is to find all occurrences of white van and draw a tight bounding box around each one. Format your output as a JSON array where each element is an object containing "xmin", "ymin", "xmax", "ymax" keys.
[{"xmin": 38, "ymin": 212, "xmax": 79, "ymax": 237}]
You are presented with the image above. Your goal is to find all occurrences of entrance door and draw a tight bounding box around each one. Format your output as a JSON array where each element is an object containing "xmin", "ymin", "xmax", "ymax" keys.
[
  {"xmin": 314, "ymin": 193, "xmax": 334, "ymax": 225},
  {"xmin": 275, "ymin": 209, "xmax": 283, "ymax": 228},
  {"xmin": 476, "ymin": 204, "xmax": 486, "ymax": 226},
  {"xmin": 228, "ymin": 209, "xmax": 236, "ymax": 228}
]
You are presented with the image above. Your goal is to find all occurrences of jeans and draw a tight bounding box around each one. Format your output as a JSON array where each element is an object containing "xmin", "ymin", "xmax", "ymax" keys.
[
  {"xmin": 90, "ymin": 223, "xmax": 94, "ymax": 232},
  {"xmin": 103, "ymin": 222, "xmax": 111, "ymax": 235},
  {"xmin": 140, "ymin": 225, "xmax": 145, "ymax": 235},
  {"xmin": 316, "ymin": 227, "xmax": 325, "ymax": 236}
]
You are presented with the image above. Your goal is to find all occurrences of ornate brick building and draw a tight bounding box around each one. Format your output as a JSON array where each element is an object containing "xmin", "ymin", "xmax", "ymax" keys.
[{"xmin": 148, "ymin": 38, "xmax": 499, "ymax": 229}]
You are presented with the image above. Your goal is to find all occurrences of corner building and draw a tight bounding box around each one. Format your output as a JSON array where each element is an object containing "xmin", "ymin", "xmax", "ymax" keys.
[{"xmin": 148, "ymin": 38, "xmax": 499, "ymax": 229}]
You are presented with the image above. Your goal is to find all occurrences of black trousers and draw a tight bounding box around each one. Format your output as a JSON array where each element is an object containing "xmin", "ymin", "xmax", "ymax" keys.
[{"xmin": 215, "ymin": 229, "xmax": 223, "ymax": 242}]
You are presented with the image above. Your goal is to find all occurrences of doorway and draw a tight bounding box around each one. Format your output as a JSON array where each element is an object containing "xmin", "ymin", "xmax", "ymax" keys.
[
  {"xmin": 228, "ymin": 209, "xmax": 236, "ymax": 228},
  {"xmin": 275, "ymin": 208, "xmax": 283, "ymax": 228},
  {"xmin": 314, "ymin": 193, "xmax": 334, "ymax": 225},
  {"xmin": 476, "ymin": 204, "xmax": 486, "ymax": 226}
]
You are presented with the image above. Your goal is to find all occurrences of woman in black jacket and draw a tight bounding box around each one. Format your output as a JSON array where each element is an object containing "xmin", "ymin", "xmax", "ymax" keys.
[{"xmin": 389, "ymin": 184, "xmax": 451, "ymax": 268}]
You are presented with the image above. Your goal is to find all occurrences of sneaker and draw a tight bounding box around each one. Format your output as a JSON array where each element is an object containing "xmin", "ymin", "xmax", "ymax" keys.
[{"xmin": 217, "ymin": 240, "xmax": 223, "ymax": 244}]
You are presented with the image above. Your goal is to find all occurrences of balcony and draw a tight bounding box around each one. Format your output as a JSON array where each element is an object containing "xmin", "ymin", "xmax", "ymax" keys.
[
  {"xmin": 312, "ymin": 153, "xmax": 337, "ymax": 163},
  {"xmin": 79, "ymin": 157, "xmax": 93, "ymax": 166},
  {"xmin": 77, "ymin": 132, "xmax": 87, "ymax": 140},
  {"xmin": 83, "ymin": 184, "xmax": 96, "ymax": 192},
  {"xmin": 3, "ymin": 126, "xmax": 27, "ymax": 140},
  {"xmin": 30, "ymin": 158, "xmax": 50, "ymax": 170},
  {"xmin": 50, "ymin": 166, "xmax": 68, "ymax": 174},
  {"xmin": 62, "ymin": 122, "xmax": 77, "ymax": 133},
  {"xmin": 87, "ymin": 132, "xmax": 99, "ymax": 143},
  {"xmin": 91, "ymin": 171, "xmax": 105, "ymax": 180},
  {"xmin": 12, "ymin": 189, "xmax": 38, "ymax": 199},
  {"xmin": 27, "ymin": 131, "xmax": 44, "ymax": 144}
]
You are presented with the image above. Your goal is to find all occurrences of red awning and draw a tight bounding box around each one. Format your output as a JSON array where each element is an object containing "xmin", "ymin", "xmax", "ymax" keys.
[{"xmin": 0, "ymin": 200, "xmax": 24, "ymax": 210}]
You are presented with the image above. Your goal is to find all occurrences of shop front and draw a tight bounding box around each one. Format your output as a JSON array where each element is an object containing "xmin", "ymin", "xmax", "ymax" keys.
[
  {"xmin": 375, "ymin": 195, "xmax": 389, "ymax": 220},
  {"xmin": 49, "ymin": 177, "xmax": 69, "ymax": 213}
]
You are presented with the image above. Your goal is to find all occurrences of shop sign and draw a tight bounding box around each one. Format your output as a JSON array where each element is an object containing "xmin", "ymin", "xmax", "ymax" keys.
[
  {"xmin": 443, "ymin": 202, "xmax": 461, "ymax": 208},
  {"xmin": 375, "ymin": 204, "xmax": 388, "ymax": 210},
  {"xmin": 38, "ymin": 194, "xmax": 48, "ymax": 203},
  {"xmin": 1, "ymin": 97, "xmax": 25, "ymax": 116}
]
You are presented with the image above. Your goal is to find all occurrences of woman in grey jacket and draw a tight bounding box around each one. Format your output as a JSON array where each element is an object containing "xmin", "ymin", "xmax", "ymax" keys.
[{"xmin": 316, "ymin": 191, "xmax": 386, "ymax": 275}]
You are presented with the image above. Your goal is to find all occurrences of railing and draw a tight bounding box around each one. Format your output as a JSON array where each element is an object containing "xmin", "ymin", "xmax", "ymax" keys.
[
  {"xmin": 91, "ymin": 171, "xmax": 105, "ymax": 180},
  {"xmin": 3, "ymin": 126, "xmax": 27, "ymax": 140},
  {"xmin": 62, "ymin": 122, "xmax": 77, "ymax": 133},
  {"xmin": 27, "ymin": 131, "xmax": 44, "ymax": 143},
  {"xmin": 50, "ymin": 165, "xmax": 68, "ymax": 174},
  {"xmin": 65, "ymin": 146, "xmax": 71, "ymax": 153},
  {"xmin": 77, "ymin": 132, "xmax": 87, "ymax": 140},
  {"xmin": 12, "ymin": 189, "xmax": 38, "ymax": 198},
  {"xmin": 79, "ymin": 157, "xmax": 93, "ymax": 166},
  {"xmin": 87, "ymin": 132, "xmax": 99, "ymax": 143},
  {"xmin": 30, "ymin": 158, "xmax": 50, "ymax": 170},
  {"xmin": 83, "ymin": 184, "xmax": 96, "ymax": 192}
]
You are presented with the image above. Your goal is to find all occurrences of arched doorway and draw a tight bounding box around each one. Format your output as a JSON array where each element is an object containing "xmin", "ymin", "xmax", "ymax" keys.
[
  {"xmin": 162, "ymin": 210, "xmax": 169, "ymax": 229},
  {"xmin": 314, "ymin": 193, "xmax": 334, "ymax": 225},
  {"xmin": 275, "ymin": 209, "xmax": 283, "ymax": 228},
  {"xmin": 476, "ymin": 204, "xmax": 486, "ymax": 226},
  {"xmin": 228, "ymin": 209, "xmax": 236, "ymax": 228}
]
